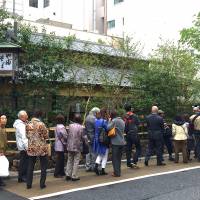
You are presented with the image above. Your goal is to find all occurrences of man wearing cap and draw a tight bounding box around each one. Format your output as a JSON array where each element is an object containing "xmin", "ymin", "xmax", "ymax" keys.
[
  {"xmin": 190, "ymin": 106, "xmax": 200, "ymax": 161},
  {"xmin": 144, "ymin": 106, "xmax": 165, "ymax": 166},
  {"xmin": 158, "ymin": 110, "xmax": 174, "ymax": 161},
  {"xmin": 85, "ymin": 107, "xmax": 100, "ymax": 172}
]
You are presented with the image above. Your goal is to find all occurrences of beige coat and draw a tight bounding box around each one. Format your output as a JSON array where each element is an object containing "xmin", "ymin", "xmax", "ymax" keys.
[
  {"xmin": 172, "ymin": 123, "xmax": 188, "ymax": 141},
  {"xmin": 190, "ymin": 114, "xmax": 200, "ymax": 131}
]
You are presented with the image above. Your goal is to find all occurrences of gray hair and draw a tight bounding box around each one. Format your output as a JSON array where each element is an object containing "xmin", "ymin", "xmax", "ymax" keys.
[
  {"xmin": 18, "ymin": 110, "xmax": 27, "ymax": 118},
  {"xmin": 152, "ymin": 106, "xmax": 158, "ymax": 113},
  {"xmin": 89, "ymin": 107, "xmax": 100, "ymax": 116}
]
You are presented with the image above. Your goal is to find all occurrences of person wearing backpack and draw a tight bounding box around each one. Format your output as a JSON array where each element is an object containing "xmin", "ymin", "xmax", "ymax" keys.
[
  {"xmin": 189, "ymin": 106, "xmax": 200, "ymax": 161},
  {"xmin": 93, "ymin": 108, "xmax": 109, "ymax": 176},
  {"xmin": 172, "ymin": 115, "xmax": 188, "ymax": 163},
  {"xmin": 124, "ymin": 103, "xmax": 141, "ymax": 168}
]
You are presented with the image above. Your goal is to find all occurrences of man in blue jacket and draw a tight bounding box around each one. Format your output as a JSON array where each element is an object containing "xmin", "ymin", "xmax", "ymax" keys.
[{"xmin": 145, "ymin": 106, "xmax": 165, "ymax": 166}]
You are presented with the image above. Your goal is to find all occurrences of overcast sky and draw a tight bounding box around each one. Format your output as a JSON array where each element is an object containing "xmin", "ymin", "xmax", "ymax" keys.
[{"xmin": 123, "ymin": 0, "xmax": 200, "ymax": 56}]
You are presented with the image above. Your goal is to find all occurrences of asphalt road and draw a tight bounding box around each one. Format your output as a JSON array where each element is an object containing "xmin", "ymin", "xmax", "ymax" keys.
[
  {"xmin": 0, "ymin": 189, "xmax": 27, "ymax": 200},
  {"xmin": 41, "ymin": 168, "xmax": 200, "ymax": 200}
]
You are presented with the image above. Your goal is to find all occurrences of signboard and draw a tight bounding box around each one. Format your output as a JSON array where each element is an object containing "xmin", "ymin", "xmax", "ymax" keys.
[{"xmin": 0, "ymin": 53, "xmax": 13, "ymax": 71}]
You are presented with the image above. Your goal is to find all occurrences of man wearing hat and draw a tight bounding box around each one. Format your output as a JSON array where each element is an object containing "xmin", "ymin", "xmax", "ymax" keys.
[{"xmin": 158, "ymin": 110, "xmax": 174, "ymax": 161}]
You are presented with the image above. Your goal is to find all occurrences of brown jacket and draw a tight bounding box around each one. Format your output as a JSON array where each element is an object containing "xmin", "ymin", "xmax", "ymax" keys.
[
  {"xmin": 26, "ymin": 118, "xmax": 49, "ymax": 156},
  {"xmin": 0, "ymin": 127, "xmax": 7, "ymax": 154}
]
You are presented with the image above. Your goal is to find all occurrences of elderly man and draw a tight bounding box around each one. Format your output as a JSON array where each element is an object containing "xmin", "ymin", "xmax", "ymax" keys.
[
  {"xmin": 144, "ymin": 106, "xmax": 165, "ymax": 166},
  {"xmin": 85, "ymin": 107, "xmax": 100, "ymax": 172},
  {"xmin": 190, "ymin": 106, "xmax": 200, "ymax": 161},
  {"xmin": 13, "ymin": 110, "xmax": 29, "ymax": 183},
  {"xmin": 0, "ymin": 115, "xmax": 7, "ymax": 187}
]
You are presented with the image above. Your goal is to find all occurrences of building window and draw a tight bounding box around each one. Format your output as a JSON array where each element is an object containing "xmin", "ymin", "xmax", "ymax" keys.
[
  {"xmin": 107, "ymin": 20, "xmax": 115, "ymax": 29},
  {"xmin": 114, "ymin": 0, "xmax": 123, "ymax": 4},
  {"xmin": 29, "ymin": 0, "xmax": 38, "ymax": 8},
  {"xmin": 44, "ymin": 0, "xmax": 50, "ymax": 8}
]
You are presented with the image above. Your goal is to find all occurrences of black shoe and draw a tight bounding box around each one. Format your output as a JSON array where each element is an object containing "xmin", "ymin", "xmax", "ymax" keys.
[
  {"xmin": 157, "ymin": 162, "xmax": 166, "ymax": 166},
  {"xmin": 54, "ymin": 175, "xmax": 64, "ymax": 178},
  {"xmin": 94, "ymin": 164, "xmax": 100, "ymax": 176},
  {"xmin": 101, "ymin": 169, "xmax": 108, "ymax": 175},
  {"xmin": 169, "ymin": 156, "xmax": 175, "ymax": 161},
  {"xmin": 40, "ymin": 185, "xmax": 46, "ymax": 189},
  {"xmin": 18, "ymin": 178, "xmax": 26, "ymax": 183},
  {"xmin": 127, "ymin": 164, "xmax": 134, "ymax": 168},
  {"xmin": 66, "ymin": 176, "xmax": 72, "ymax": 181},
  {"xmin": 0, "ymin": 182, "xmax": 6, "ymax": 187},
  {"xmin": 71, "ymin": 177, "xmax": 80, "ymax": 181},
  {"xmin": 144, "ymin": 160, "xmax": 148, "ymax": 166},
  {"xmin": 27, "ymin": 185, "xmax": 32, "ymax": 189}
]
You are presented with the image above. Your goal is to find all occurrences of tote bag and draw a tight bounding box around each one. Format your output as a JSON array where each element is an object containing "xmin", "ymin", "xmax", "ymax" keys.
[{"xmin": 0, "ymin": 155, "xmax": 9, "ymax": 177}]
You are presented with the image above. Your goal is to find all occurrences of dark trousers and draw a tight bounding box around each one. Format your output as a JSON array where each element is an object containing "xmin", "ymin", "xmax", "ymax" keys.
[
  {"xmin": 54, "ymin": 152, "xmax": 65, "ymax": 176},
  {"xmin": 194, "ymin": 135, "xmax": 200, "ymax": 161},
  {"xmin": 27, "ymin": 155, "xmax": 48, "ymax": 188},
  {"xmin": 163, "ymin": 136, "xmax": 173, "ymax": 156},
  {"xmin": 126, "ymin": 134, "xmax": 141, "ymax": 165},
  {"xmin": 145, "ymin": 138, "xmax": 163, "ymax": 164},
  {"xmin": 173, "ymin": 140, "xmax": 188, "ymax": 163},
  {"xmin": 18, "ymin": 150, "xmax": 28, "ymax": 180},
  {"xmin": 112, "ymin": 145, "xmax": 123, "ymax": 176}
]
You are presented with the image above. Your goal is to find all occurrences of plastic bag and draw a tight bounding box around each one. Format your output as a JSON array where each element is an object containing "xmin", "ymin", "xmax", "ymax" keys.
[{"xmin": 0, "ymin": 155, "xmax": 9, "ymax": 177}]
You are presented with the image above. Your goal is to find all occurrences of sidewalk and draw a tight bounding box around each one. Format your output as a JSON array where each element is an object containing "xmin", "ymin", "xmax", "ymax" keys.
[{"xmin": 4, "ymin": 156, "xmax": 200, "ymax": 199}]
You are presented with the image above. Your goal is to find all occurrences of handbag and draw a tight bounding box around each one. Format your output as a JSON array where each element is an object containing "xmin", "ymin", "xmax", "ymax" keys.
[
  {"xmin": 108, "ymin": 127, "xmax": 116, "ymax": 137},
  {"xmin": 82, "ymin": 140, "xmax": 89, "ymax": 154},
  {"xmin": 0, "ymin": 155, "xmax": 9, "ymax": 177}
]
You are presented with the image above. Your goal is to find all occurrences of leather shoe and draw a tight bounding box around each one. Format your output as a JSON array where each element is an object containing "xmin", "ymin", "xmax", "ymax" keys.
[
  {"xmin": 144, "ymin": 160, "xmax": 148, "ymax": 166},
  {"xmin": 18, "ymin": 178, "xmax": 26, "ymax": 183},
  {"xmin": 40, "ymin": 185, "xmax": 46, "ymax": 189},
  {"xmin": 71, "ymin": 177, "xmax": 80, "ymax": 181},
  {"xmin": 157, "ymin": 163, "xmax": 166, "ymax": 166},
  {"xmin": 65, "ymin": 176, "xmax": 71, "ymax": 181}
]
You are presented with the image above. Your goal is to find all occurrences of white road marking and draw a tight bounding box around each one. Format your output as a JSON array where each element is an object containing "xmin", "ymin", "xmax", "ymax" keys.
[{"xmin": 29, "ymin": 166, "xmax": 200, "ymax": 200}]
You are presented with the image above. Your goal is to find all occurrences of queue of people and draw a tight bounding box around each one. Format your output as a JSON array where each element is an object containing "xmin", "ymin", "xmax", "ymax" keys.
[{"xmin": 0, "ymin": 104, "xmax": 199, "ymax": 189}]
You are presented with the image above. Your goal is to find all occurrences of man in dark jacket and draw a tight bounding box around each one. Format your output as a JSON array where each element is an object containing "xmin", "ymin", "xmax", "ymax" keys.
[
  {"xmin": 158, "ymin": 110, "xmax": 174, "ymax": 161},
  {"xmin": 144, "ymin": 106, "xmax": 165, "ymax": 166},
  {"xmin": 124, "ymin": 103, "xmax": 141, "ymax": 168},
  {"xmin": 85, "ymin": 107, "xmax": 100, "ymax": 172}
]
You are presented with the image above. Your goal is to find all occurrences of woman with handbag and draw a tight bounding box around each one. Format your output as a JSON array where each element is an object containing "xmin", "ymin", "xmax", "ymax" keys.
[
  {"xmin": 93, "ymin": 108, "xmax": 109, "ymax": 176},
  {"xmin": 108, "ymin": 110, "xmax": 125, "ymax": 177},
  {"xmin": 54, "ymin": 114, "xmax": 67, "ymax": 178},
  {"xmin": 0, "ymin": 115, "xmax": 8, "ymax": 187},
  {"xmin": 172, "ymin": 115, "xmax": 189, "ymax": 163}
]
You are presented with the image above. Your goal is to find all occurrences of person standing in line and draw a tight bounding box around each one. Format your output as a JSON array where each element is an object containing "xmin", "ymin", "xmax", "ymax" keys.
[
  {"xmin": 65, "ymin": 114, "xmax": 87, "ymax": 181},
  {"xmin": 85, "ymin": 107, "xmax": 100, "ymax": 172},
  {"xmin": 54, "ymin": 114, "xmax": 67, "ymax": 178},
  {"xmin": 144, "ymin": 106, "xmax": 165, "ymax": 166},
  {"xmin": 13, "ymin": 110, "xmax": 29, "ymax": 183},
  {"xmin": 108, "ymin": 110, "xmax": 125, "ymax": 177},
  {"xmin": 158, "ymin": 110, "xmax": 174, "ymax": 161},
  {"xmin": 190, "ymin": 106, "xmax": 200, "ymax": 161},
  {"xmin": 93, "ymin": 108, "xmax": 109, "ymax": 176},
  {"xmin": 26, "ymin": 110, "xmax": 49, "ymax": 189},
  {"xmin": 0, "ymin": 115, "xmax": 8, "ymax": 187},
  {"xmin": 124, "ymin": 103, "xmax": 141, "ymax": 168},
  {"xmin": 183, "ymin": 114, "xmax": 194, "ymax": 161},
  {"xmin": 172, "ymin": 115, "xmax": 188, "ymax": 163}
]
